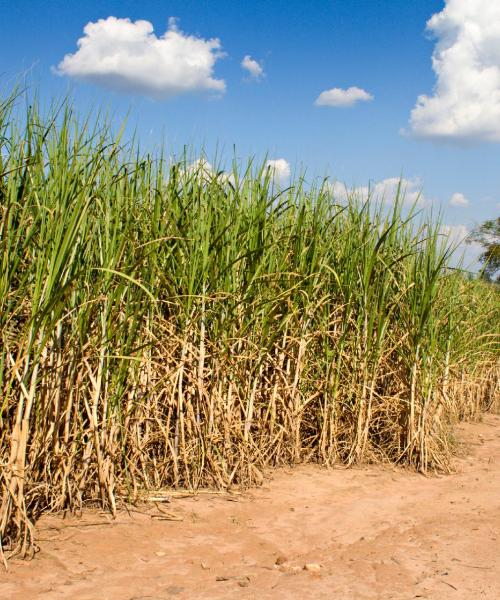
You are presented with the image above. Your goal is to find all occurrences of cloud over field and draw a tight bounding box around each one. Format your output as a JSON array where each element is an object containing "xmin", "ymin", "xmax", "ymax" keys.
[
  {"xmin": 440, "ymin": 223, "xmax": 470, "ymax": 245},
  {"xmin": 265, "ymin": 159, "xmax": 291, "ymax": 183},
  {"xmin": 439, "ymin": 224, "xmax": 484, "ymax": 269},
  {"xmin": 314, "ymin": 86, "xmax": 373, "ymax": 108},
  {"xmin": 54, "ymin": 17, "xmax": 225, "ymax": 99},
  {"xmin": 241, "ymin": 55, "xmax": 264, "ymax": 80},
  {"xmin": 408, "ymin": 0, "xmax": 500, "ymax": 142},
  {"xmin": 327, "ymin": 177, "xmax": 427, "ymax": 206},
  {"xmin": 180, "ymin": 158, "xmax": 235, "ymax": 185},
  {"xmin": 449, "ymin": 192, "xmax": 469, "ymax": 207}
]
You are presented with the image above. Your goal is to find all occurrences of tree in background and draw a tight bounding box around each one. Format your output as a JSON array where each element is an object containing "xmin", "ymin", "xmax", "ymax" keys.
[{"xmin": 468, "ymin": 217, "xmax": 500, "ymax": 282}]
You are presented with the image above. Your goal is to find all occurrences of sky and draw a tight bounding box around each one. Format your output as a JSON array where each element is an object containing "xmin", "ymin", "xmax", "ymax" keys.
[{"xmin": 1, "ymin": 0, "xmax": 499, "ymax": 268}]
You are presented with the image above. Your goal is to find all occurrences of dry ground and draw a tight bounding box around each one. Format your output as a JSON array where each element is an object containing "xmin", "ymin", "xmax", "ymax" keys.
[{"xmin": 1, "ymin": 414, "xmax": 499, "ymax": 599}]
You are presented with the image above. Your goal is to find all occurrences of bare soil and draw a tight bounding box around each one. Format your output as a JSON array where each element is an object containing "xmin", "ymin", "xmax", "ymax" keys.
[{"xmin": 2, "ymin": 414, "xmax": 499, "ymax": 599}]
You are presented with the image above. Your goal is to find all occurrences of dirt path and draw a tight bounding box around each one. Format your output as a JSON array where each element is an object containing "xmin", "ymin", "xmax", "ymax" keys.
[{"xmin": 2, "ymin": 414, "xmax": 499, "ymax": 600}]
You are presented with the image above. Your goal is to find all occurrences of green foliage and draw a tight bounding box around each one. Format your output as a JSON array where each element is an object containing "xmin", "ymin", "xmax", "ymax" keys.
[{"xmin": 0, "ymin": 89, "xmax": 499, "ymax": 558}]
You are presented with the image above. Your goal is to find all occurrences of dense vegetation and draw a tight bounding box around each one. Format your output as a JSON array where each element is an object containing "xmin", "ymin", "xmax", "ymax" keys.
[{"xmin": 1, "ymin": 90, "xmax": 499, "ymax": 559}]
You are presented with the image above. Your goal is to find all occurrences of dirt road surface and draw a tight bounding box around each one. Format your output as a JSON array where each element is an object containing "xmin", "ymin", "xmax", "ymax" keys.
[{"xmin": 1, "ymin": 414, "xmax": 499, "ymax": 599}]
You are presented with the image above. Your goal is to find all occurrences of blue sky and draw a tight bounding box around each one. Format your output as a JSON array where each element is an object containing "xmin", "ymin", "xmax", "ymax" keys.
[{"xmin": 1, "ymin": 0, "xmax": 499, "ymax": 265}]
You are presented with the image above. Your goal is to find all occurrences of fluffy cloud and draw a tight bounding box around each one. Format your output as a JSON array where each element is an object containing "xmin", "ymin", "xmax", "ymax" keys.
[
  {"xmin": 408, "ymin": 0, "xmax": 500, "ymax": 142},
  {"xmin": 183, "ymin": 158, "xmax": 215, "ymax": 178},
  {"xmin": 449, "ymin": 192, "xmax": 469, "ymax": 207},
  {"xmin": 327, "ymin": 177, "xmax": 428, "ymax": 206},
  {"xmin": 265, "ymin": 159, "xmax": 291, "ymax": 183},
  {"xmin": 181, "ymin": 159, "xmax": 234, "ymax": 185},
  {"xmin": 54, "ymin": 17, "xmax": 225, "ymax": 99},
  {"xmin": 440, "ymin": 224, "xmax": 470, "ymax": 245},
  {"xmin": 314, "ymin": 87, "xmax": 373, "ymax": 108},
  {"xmin": 440, "ymin": 224, "xmax": 483, "ymax": 268},
  {"xmin": 241, "ymin": 55, "xmax": 264, "ymax": 80}
]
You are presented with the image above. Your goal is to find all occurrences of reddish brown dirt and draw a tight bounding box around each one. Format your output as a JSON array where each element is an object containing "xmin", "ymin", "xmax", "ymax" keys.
[{"xmin": 2, "ymin": 414, "xmax": 499, "ymax": 600}]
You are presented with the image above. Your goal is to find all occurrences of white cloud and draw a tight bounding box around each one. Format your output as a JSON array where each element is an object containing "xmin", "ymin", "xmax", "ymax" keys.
[
  {"xmin": 440, "ymin": 223, "xmax": 470, "ymax": 245},
  {"xmin": 241, "ymin": 55, "xmax": 264, "ymax": 80},
  {"xmin": 314, "ymin": 86, "xmax": 373, "ymax": 108},
  {"xmin": 184, "ymin": 158, "xmax": 214, "ymax": 178},
  {"xmin": 181, "ymin": 158, "xmax": 234, "ymax": 185},
  {"xmin": 408, "ymin": 0, "xmax": 500, "ymax": 142},
  {"xmin": 265, "ymin": 159, "xmax": 291, "ymax": 183},
  {"xmin": 449, "ymin": 192, "xmax": 469, "ymax": 207},
  {"xmin": 326, "ymin": 177, "xmax": 428, "ymax": 206},
  {"xmin": 440, "ymin": 224, "xmax": 483, "ymax": 268},
  {"xmin": 54, "ymin": 17, "xmax": 225, "ymax": 99}
]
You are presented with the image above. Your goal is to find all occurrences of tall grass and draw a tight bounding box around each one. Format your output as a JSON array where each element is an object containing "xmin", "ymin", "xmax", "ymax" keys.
[{"xmin": 1, "ymin": 90, "xmax": 499, "ymax": 559}]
